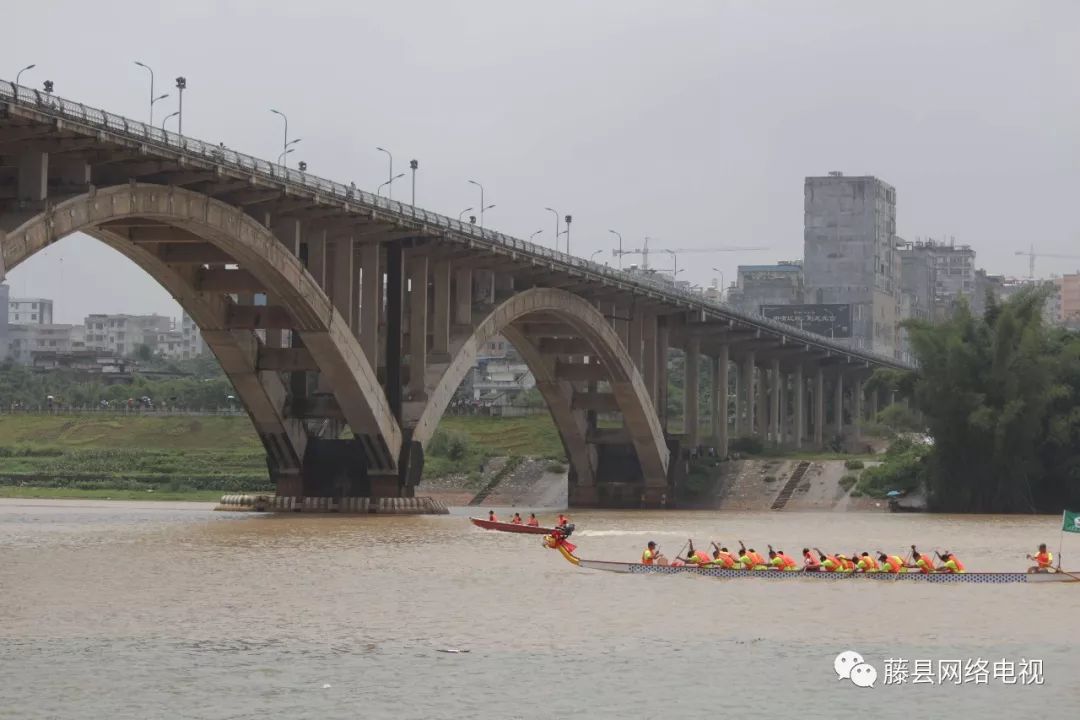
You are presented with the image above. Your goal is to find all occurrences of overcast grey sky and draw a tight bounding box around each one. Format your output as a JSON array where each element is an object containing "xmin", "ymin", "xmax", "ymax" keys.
[{"xmin": 4, "ymin": 1, "xmax": 1078, "ymax": 323}]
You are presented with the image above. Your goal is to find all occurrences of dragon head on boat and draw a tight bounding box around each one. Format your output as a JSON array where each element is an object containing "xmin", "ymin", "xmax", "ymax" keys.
[{"xmin": 543, "ymin": 524, "xmax": 578, "ymax": 559}]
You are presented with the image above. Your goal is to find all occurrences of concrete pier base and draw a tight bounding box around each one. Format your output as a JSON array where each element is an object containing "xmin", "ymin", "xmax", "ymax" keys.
[{"xmin": 215, "ymin": 494, "xmax": 449, "ymax": 514}]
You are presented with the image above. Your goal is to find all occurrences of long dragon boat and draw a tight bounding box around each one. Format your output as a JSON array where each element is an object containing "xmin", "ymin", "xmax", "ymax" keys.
[
  {"xmin": 470, "ymin": 517, "xmax": 553, "ymax": 535},
  {"xmin": 547, "ymin": 542, "xmax": 1079, "ymax": 584}
]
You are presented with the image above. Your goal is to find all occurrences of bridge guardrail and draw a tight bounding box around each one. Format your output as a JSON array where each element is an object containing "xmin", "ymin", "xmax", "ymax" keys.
[{"xmin": 0, "ymin": 79, "xmax": 908, "ymax": 369}]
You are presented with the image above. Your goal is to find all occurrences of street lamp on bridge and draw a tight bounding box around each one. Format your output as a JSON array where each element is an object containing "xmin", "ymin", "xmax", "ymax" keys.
[
  {"xmin": 458, "ymin": 207, "xmax": 473, "ymax": 221},
  {"xmin": 529, "ymin": 229, "xmax": 543, "ymax": 243},
  {"xmin": 15, "ymin": 64, "xmax": 36, "ymax": 86},
  {"xmin": 376, "ymin": 147, "xmax": 394, "ymax": 200},
  {"xmin": 378, "ymin": 173, "xmax": 405, "ymax": 198},
  {"xmin": 467, "ymin": 180, "xmax": 487, "ymax": 228},
  {"xmin": 544, "ymin": 207, "xmax": 560, "ymax": 251},
  {"xmin": 712, "ymin": 267, "xmax": 726, "ymax": 300},
  {"xmin": 664, "ymin": 249, "xmax": 678, "ymax": 279},
  {"xmin": 608, "ymin": 230, "xmax": 623, "ymax": 268},
  {"xmin": 590, "ymin": 249, "xmax": 604, "ymax": 263},
  {"xmin": 269, "ymin": 109, "xmax": 301, "ymax": 166},
  {"xmin": 174, "ymin": 76, "xmax": 186, "ymax": 133},
  {"xmin": 162, "ymin": 111, "xmax": 180, "ymax": 131},
  {"xmin": 134, "ymin": 61, "xmax": 162, "ymax": 124}
]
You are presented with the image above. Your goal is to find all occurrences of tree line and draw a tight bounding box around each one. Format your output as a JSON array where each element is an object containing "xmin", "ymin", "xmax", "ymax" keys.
[{"xmin": 877, "ymin": 287, "xmax": 1080, "ymax": 513}]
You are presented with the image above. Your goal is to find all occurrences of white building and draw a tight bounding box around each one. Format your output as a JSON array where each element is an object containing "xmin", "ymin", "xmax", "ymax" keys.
[
  {"xmin": 83, "ymin": 314, "xmax": 174, "ymax": 357},
  {"xmin": 8, "ymin": 297, "xmax": 53, "ymax": 324},
  {"xmin": 7, "ymin": 323, "xmax": 84, "ymax": 365},
  {"xmin": 180, "ymin": 311, "xmax": 208, "ymax": 359}
]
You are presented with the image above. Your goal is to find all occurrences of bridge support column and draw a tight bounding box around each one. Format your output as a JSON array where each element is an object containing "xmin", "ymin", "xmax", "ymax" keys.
[
  {"xmin": 814, "ymin": 366, "xmax": 825, "ymax": 448},
  {"xmin": 407, "ymin": 253, "xmax": 428, "ymax": 399},
  {"xmin": 685, "ymin": 337, "xmax": 700, "ymax": 450},
  {"xmin": 656, "ymin": 318, "xmax": 670, "ymax": 430},
  {"xmin": 870, "ymin": 387, "xmax": 879, "ymax": 422},
  {"xmin": 18, "ymin": 151, "xmax": 48, "ymax": 203},
  {"xmin": 432, "ymin": 260, "xmax": 451, "ymax": 356},
  {"xmin": 853, "ymin": 376, "xmax": 864, "ymax": 436},
  {"xmin": 770, "ymin": 358, "xmax": 781, "ymax": 446},
  {"xmin": 742, "ymin": 351, "xmax": 755, "ymax": 438},
  {"xmin": 385, "ymin": 242, "xmax": 404, "ymax": 422},
  {"xmin": 756, "ymin": 360, "xmax": 767, "ymax": 438},
  {"xmin": 360, "ymin": 243, "xmax": 380, "ymax": 368},
  {"xmin": 453, "ymin": 268, "xmax": 473, "ymax": 326},
  {"xmin": 642, "ymin": 312, "xmax": 657, "ymax": 403},
  {"xmin": 793, "ymin": 365, "xmax": 804, "ymax": 449},
  {"xmin": 331, "ymin": 236, "xmax": 354, "ymax": 328},
  {"xmin": 627, "ymin": 308, "xmax": 643, "ymax": 371},
  {"xmin": 712, "ymin": 344, "xmax": 729, "ymax": 457},
  {"xmin": 833, "ymin": 371, "xmax": 844, "ymax": 439}
]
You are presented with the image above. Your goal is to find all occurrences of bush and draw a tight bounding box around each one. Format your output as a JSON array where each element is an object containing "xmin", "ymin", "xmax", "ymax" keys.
[
  {"xmin": 730, "ymin": 436, "xmax": 764, "ymax": 455},
  {"xmin": 839, "ymin": 474, "xmax": 858, "ymax": 491},
  {"xmin": 428, "ymin": 430, "xmax": 470, "ymax": 461},
  {"xmin": 545, "ymin": 463, "xmax": 567, "ymax": 474},
  {"xmin": 844, "ymin": 459, "xmax": 865, "ymax": 470},
  {"xmin": 875, "ymin": 403, "xmax": 923, "ymax": 433},
  {"xmin": 855, "ymin": 438, "xmax": 929, "ymax": 498}
]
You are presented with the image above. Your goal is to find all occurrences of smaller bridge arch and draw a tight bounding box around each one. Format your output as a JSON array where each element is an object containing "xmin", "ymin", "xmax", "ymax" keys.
[{"xmin": 410, "ymin": 288, "xmax": 669, "ymax": 501}]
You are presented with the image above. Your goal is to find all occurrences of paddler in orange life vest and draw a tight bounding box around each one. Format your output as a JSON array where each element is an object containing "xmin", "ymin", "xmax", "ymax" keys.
[
  {"xmin": 710, "ymin": 545, "xmax": 737, "ymax": 569},
  {"xmin": 803, "ymin": 548, "xmax": 821, "ymax": 571},
  {"xmin": 526, "ymin": 513, "xmax": 540, "ymax": 527},
  {"xmin": 814, "ymin": 548, "xmax": 842, "ymax": 572},
  {"xmin": 837, "ymin": 554, "xmax": 856, "ymax": 573},
  {"xmin": 856, "ymin": 552, "xmax": 879, "ymax": 572},
  {"xmin": 767, "ymin": 546, "xmax": 798, "ymax": 571},
  {"xmin": 908, "ymin": 546, "xmax": 936, "ymax": 573},
  {"xmin": 642, "ymin": 541, "xmax": 663, "ymax": 565},
  {"xmin": 1027, "ymin": 543, "xmax": 1054, "ymax": 573},
  {"xmin": 936, "ymin": 550, "xmax": 966, "ymax": 573},
  {"xmin": 685, "ymin": 540, "xmax": 711, "ymax": 566},
  {"xmin": 738, "ymin": 541, "xmax": 768, "ymax": 570},
  {"xmin": 877, "ymin": 552, "xmax": 906, "ymax": 573},
  {"xmin": 488, "ymin": 510, "xmax": 499, "ymax": 523},
  {"xmin": 557, "ymin": 513, "xmax": 569, "ymax": 528},
  {"xmin": 510, "ymin": 512, "xmax": 523, "ymax": 525}
]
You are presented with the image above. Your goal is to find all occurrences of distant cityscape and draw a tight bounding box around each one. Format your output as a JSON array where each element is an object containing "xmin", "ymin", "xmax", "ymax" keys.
[{"xmin": 0, "ymin": 284, "xmax": 208, "ymax": 373}]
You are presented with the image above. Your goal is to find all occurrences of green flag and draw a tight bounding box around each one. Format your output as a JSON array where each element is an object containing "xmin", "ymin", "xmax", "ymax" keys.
[{"xmin": 1063, "ymin": 510, "xmax": 1080, "ymax": 534}]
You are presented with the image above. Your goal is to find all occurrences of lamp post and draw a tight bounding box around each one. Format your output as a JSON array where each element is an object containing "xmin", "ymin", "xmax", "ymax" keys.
[
  {"xmin": 174, "ymin": 76, "xmax": 186, "ymax": 133},
  {"xmin": 458, "ymin": 207, "xmax": 474, "ymax": 221},
  {"xmin": 134, "ymin": 61, "xmax": 157, "ymax": 123},
  {"xmin": 376, "ymin": 147, "xmax": 394, "ymax": 200},
  {"xmin": 712, "ymin": 267, "xmax": 726, "ymax": 300},
  {"xmin": 590, "ymin": 250, "xmax": 603, "ymax": 263},
  {"xmin": 378, "ymin": 172, "xmax": 405, "ymax": 197},
  {"xmin": 468, "ymin": 180, "xmax": 486, "ymax": 228},
  {"xmin": 664, "ymin": 249, "xmax": 678, "ymax": 280},
  {"xmin": 162, "ymin": 111, "xmax": 180, "ymax": 131},
  {"xmin": 544, "ymin": 207, "xmax": 560, "ymax": 251},
  {"xmin": 529, "ymin": 229, "xmax": 544, "ymax": 243},
  {"xmin": 564, "ymin": 215, "xmax": 573, "ymax": 254},
  {"xmin": 409, "ymin": 159, "xmax": 418, "ymax": 206},
  {"xmin": 15, "ymin": 64, "xmax": 35, "ymax": 86},
  {"xmin": 608, "ymin": 229, "xmax": 623, "ymax": 268},
  {"xmin": 270, "ymin": 109, "xmax": 300, "ymax": 165}
]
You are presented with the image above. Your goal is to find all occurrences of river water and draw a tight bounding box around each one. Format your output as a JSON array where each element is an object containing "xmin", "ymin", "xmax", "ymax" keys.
[{"xmin": 1, "ymin": 499, "xmax": 1075, "ymax": 719}]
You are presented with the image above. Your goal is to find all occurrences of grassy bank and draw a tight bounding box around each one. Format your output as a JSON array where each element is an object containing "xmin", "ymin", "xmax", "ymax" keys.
[{"xmin": 0, "ymin": 413, "xmax": 565, "ymax": 496}]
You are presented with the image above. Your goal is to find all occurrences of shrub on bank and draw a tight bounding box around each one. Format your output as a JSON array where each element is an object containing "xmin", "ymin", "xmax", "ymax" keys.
[{"xmin": 844, "ymin": 459, "xmax": 865, "ymax": 470}]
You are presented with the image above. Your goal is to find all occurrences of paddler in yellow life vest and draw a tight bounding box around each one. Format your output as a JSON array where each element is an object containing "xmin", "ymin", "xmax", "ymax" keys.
[
  {"xmin": 642, "ymin": 541, "xmax": 666, "ymax": 566},
  {"xmin": 738, "ymin": 541, "xmax": 768, "ymax": 570},
  {"xmin": 735, "ymin": 547, "xmax": 754, "ymax": 570},
  {"xmin": 1027, "ymin": 543, "xmax": 1054, "ymax": 573},
  {"xmin": 684, "ymin": 541, "xmax": 711, "ymax": 566},
  {"xmin": 856, "ymin": 552, "xmax": 879, "ymax": 572},
  {"xmin": 936, "ymin": 550, "xmax": 966, "ymax": 573},
  {"xmin": 815, "ymin": 548, "xmax": 842, "ymax": 572},
  {"xmin": 877, "ymin": 552, "xmax": 906, "ymax": 573},
  {"xmin": 908, "ymin": 546, "xmax": 936, "ymax": 573},
  {"xmin": 710, "ymin": 545, "xmax": 738, "ymax": 569},
  {"xmin": 837, "ymin": 554, "xmax": 856, "ymax": 573}
]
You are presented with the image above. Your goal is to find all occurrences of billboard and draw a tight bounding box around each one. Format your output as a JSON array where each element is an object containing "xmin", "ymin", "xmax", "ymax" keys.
[{"xmin": 760, "ymin": 303, "xmax": 852, "ymax": 338}]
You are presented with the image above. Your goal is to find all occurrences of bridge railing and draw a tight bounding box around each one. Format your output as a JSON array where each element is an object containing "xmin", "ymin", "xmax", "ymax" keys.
[{"xmin": 0, "ymin": 79, "xmax": 907, "ymax": 368}]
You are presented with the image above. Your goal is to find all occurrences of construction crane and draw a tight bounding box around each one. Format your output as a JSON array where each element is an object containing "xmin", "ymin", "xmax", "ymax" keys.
[
  {"xmin": 1015, "ymin": 244, "xmax": 1080, "ymax": 279},
  {"xmin": 613, "ymin": 236, "xmax": 768, "ymax": 271}
]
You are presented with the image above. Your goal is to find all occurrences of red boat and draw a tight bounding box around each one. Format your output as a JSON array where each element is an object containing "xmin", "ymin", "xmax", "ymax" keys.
[{"xmin": 470, "ymin": 517, "xmax": 554, "ymax": 535}]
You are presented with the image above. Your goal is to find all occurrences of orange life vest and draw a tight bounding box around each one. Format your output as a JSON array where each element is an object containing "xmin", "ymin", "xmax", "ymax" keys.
[
  {"xmin": 1035, "ymin": 551, "xmax": 1052, "ymax": 568},
  {"xmin": 950, "ymin": 555, "xmax": 965, "ymax": 572},
  {"xmin": 778, "ymin": 553, "xmax": 797, "ymax": 570},
  {"xmin": 859, "ymin": 555, "xmax": 878, "ymax": 571},
  {"xmin": 511, "ymin": 516, "xmax": 523, "ymax": 525},
  {"xmin": 839, "ymin": 557, "xmax": 856, "ymax": 572},
  {"xmin": 804, "ymin": 551, "xmax": 820, "ymax": 568},
  {"xmin": 882, "ymin": 555, "xmax": 903, "ymax": 573},
  {"xmin": 527, "ymin": 518, "xmax": 539, "ymax": 527},
  {"xmin": 642, "ymin": 549, "xmax": 656, "ymax": 565},
  {"xmin": 488, "ymin": 514, "xmax": 499, "ymax": 523},
  {"xmin": 713, "ymin": 552, "xmax": 736, "ymax": 568},
  {"xmin": 689, "ymin": 550, "xmax": 711, "ymax": 565},
  {"xmin": 914, "ymin": 556, "xmax": 935, "ymax": 573},
  {"xmin": 557, "ymin": 515, "xmax": 569, "ymax": 526},
  {"xmin": 823, "ymin": 555, "xmax": 841, "ymax": 571},
  {"xmin": 748, "ymin": 551, "xmax": 766, "ymax": 567}
]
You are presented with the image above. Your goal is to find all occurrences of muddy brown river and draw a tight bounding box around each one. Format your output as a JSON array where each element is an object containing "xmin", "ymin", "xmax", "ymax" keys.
[{"xmin": 1, "ymin": 499, "xmax": 1075, "ymax": 719}]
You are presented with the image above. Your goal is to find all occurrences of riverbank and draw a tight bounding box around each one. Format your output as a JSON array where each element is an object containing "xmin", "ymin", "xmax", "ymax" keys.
[{"xmin": 0, "ymin": 486, "xmax": 226, "ymax": 502}]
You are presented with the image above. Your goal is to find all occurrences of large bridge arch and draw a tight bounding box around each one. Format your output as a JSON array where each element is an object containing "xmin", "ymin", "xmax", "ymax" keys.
[
  {"xmin": 410, "ymin": 287, "xmax": 669, "ymax": 495},
  {"xmin": 0, "ymin": 183, "xmax": 401, "ymax": 492}
]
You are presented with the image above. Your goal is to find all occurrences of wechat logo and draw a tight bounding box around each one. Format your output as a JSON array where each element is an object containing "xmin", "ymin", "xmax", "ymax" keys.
[{"xmin": 835, "ymin": 650, "xmax": 878, "ymax": 688}]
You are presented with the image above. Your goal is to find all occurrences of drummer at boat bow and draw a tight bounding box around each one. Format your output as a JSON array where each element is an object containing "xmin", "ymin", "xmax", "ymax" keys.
[
  {"xmin": 1027, "ymin": 543, "xmax": 1053, "ymax": 573},
  {"xmin": 642, "ymin": 541, "xmax": 666, "ymax": 565}
]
